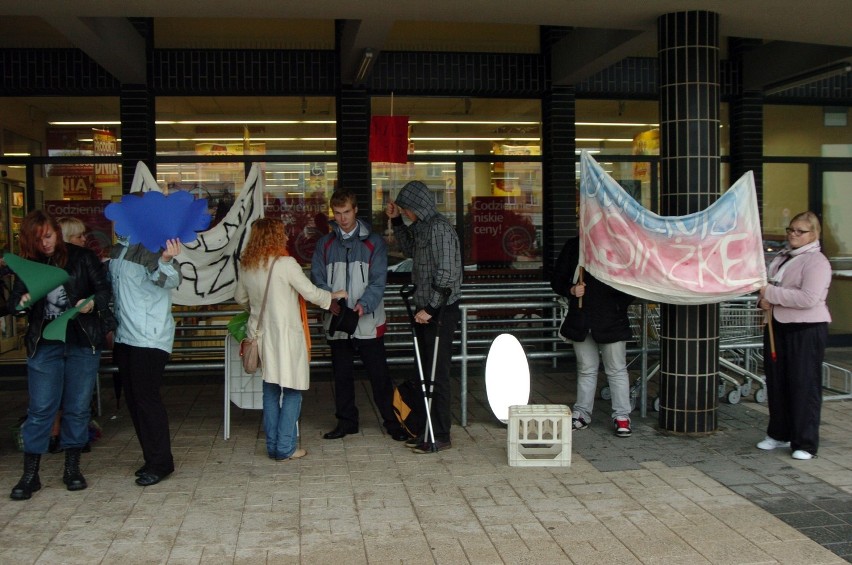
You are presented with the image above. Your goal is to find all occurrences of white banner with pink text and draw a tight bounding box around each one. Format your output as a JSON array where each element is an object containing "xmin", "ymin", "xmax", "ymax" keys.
[{"xmin": 579, "ymin": 152, "xmax": 766, "ymax": 304}]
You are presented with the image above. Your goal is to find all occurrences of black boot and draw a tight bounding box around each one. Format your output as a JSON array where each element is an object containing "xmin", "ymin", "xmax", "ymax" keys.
[
  {"xmin": 63, "ymin": 448, "xmax": 87, "ymax": 491},
  {"xmin": 10, "ymin": 453, "xmax": 41, "ymax": 500}
]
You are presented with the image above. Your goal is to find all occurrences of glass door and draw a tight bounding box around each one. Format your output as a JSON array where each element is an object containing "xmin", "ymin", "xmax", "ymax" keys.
[
  {"xmin": 816, "ymin": 162, "xmax": 852, "ymax": 341},
  {"xmin": 819, "ymin": 168, "xmax": 852, "ymax": 259},
  {"xmin": 0, "ymin": 181, "xmax": 17, "ymax": 352}
]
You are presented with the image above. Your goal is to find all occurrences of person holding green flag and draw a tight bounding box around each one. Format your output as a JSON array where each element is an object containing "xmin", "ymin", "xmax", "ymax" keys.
[{"xmin": 7, "ymin": 210, "xmax": 116, "ymax": 501}]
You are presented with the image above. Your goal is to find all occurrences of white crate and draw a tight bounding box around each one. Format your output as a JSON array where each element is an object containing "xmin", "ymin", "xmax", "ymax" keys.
[
  {"xmin": 507, "ymin": 404, "xmax": 572, "ymax": 467},
  {"xmin": 225, "ymin": 335, "xmax": 264, "ymax": 409}
]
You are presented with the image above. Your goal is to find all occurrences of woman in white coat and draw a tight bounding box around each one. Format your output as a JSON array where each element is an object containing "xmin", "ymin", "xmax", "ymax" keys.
[{"xmin": 235, "ymin": 219, "xmax": 345, "ymax": 461}]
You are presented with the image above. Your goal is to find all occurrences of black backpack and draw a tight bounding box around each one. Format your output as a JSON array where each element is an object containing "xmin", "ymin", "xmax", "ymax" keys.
[{"xmin": 392, "ymin": 378, "xmax": 425, "ymax": 438}]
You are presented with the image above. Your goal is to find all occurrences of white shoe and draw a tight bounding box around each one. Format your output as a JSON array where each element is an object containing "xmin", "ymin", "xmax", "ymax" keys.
[
  {"xmin": 756, "ymin": 436, "xmax": 790, "ymax": 450},
  {"xmin": 792, "ymin": 450, "xmax": 814, "ymax": 460}
]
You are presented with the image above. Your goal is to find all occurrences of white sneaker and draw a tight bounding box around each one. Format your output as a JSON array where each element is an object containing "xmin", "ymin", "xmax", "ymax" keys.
[
  {"xmin": 792, "ymin": 450, "xmax": 814, "ymax": 460},
  {"xmin": 756, "ymin": 436, "xmax": 790, "ymax": 450}
]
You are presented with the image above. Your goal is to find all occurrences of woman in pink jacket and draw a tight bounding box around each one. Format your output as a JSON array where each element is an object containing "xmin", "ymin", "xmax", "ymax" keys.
[{"xmin": 756, "ymin": 211, "xmax": 832, "ymax": 460}]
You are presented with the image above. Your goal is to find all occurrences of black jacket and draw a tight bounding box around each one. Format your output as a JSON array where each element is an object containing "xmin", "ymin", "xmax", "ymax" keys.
[
  {"xmin": 551, "ymin": 237, "xmax": 634, "ymax": 344},
  {"xmin": 9, "ymin": 244, "xmax": 116, "ymax": 356}
]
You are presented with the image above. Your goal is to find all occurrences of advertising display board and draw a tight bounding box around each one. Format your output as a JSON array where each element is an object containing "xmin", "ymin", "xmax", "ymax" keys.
[{"xmin": 44, "ymin": 200, "xmax": 113, "ymax": 260}]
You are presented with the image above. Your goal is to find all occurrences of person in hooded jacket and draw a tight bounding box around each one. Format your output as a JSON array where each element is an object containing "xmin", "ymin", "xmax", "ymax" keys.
[
  {"xmin": 386, "ymin": 180, "xmax": 462, "ymax": 453},
  {"xmin": 311, "ymin": 189, "xmax": 408, "ymax": 441},
  {"xmin": 551, "ymin": 236, "xmax": 634, "ymax": 437},
  {"xmin": 8, "ymin": 210, "xmax": 116, "ymax": 500}
]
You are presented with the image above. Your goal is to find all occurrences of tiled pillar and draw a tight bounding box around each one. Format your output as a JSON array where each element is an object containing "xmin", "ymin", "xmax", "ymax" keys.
[
  {"xmin": 541, "ymin": 86, "xmax": 577, "ymax": 277},
  {"xmin": 540, "ymin": 26, "xmax": 577, "ymax": 278},
  {"xmin": 336, "ymin": 87, "xmax": 372, "ymax": 209},
  {"xmin": 120, "ymin": 18, "xmax": 154, "ymax": 193},
  {"xmin": 120, "ymin": 85, "xmax": 156, "ymax": 191},
  {"xmin": 729, "ymin": 38, "xmax": 764, "ymax": 215},
  {"xmin": 657, "ymin": 11, "xmax": 721, "ymax": 433},
  {"xmin": 337, "ymin": 87, "xmax": 373, "ymax": 209}
]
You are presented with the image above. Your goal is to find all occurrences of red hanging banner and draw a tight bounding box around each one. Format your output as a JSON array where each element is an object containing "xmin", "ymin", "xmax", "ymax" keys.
[{"xmin": 369, "ymin": 116, "xmax": 409, "ymax": 163}]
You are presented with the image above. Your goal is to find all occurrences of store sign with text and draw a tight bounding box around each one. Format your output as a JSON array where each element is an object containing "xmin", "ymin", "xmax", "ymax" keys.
[
  {"xmin": 44, "ymin": 200, "xmax": 113, "ymax": 260},
  {"xmin": 93, "ymin": 129, "xmax": 120, "ymax": 196},
  {"xmin": 470, "ymin": 197, "xmax": 536, "ymax": 264}
]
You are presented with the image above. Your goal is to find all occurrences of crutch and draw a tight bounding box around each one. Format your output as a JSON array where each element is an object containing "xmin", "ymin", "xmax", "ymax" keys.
[
  {"xmin": 400, "ymin": 284, "xmax": 452, "ymax": 451},
  {"xmin": 400, "ymin": 284, "xmax": 434, "ymax": 448}
]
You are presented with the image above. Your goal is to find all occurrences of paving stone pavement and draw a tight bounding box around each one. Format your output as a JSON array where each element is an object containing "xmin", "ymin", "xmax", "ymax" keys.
[{"xmin": 0, "ymin": 348, "xmax": 850, "ymax": 564}]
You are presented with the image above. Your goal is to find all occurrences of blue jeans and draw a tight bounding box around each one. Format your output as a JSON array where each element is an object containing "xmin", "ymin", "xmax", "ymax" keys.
[
  {"xmin": 262, "ymin": 381, "xmax": 302, "ymax": 459},
  {"xmin": 23, "ymin": 342, "xmax": 101, "ymax": 453}
]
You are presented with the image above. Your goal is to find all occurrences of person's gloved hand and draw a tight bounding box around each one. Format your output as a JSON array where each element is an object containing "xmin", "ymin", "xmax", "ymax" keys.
[{"xmin": 329, "ymin": 298, "xmax": 342, "ymax": 316}]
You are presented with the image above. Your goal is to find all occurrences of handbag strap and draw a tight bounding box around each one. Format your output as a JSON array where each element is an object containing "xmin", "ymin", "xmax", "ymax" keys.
[{"xmin": 254, "ymin": 257, "xmax": 279, "ymax": 335}]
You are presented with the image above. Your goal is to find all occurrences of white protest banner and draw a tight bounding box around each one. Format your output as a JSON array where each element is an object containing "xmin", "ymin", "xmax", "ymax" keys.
[
  {"xmin": 579, "ymin": 152, "xmax": 766, "ymax": 304},
  {"xmin": 128, "ymin": 161, "xmax": 265, "ymax": 305}
]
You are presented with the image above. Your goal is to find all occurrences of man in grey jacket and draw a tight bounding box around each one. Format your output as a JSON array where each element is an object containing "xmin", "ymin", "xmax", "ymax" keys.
[
  {"xmin": 386, "ymin": 181, "xmax": 462, "ymax": 453},
  {"xmin": 311, "ymin": 189, "xmax": 408, "ymax": 441}
]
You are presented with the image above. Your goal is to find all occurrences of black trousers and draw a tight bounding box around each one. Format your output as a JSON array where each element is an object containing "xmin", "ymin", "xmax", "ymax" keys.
[
  {"xmin": 329, "ymin": 337, "xmax": 401, "ymax": 433},
  {"xmin": 114, "ymin": 343, "xmax": 175, "ymax": 475},
  {"xmin": 764, "ymin": 320, "xmax": 827, "ymax": 455},
  {"xmin": 414, "ymin": 303, "xmax": 460, "ymax": 442}
]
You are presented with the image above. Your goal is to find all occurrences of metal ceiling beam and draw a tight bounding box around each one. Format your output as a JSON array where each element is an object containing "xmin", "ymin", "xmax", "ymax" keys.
[
  {"xmin": 338, "ymin": 18, "xmax": 394, "ymax": 86},
  {"xmin": 41, "ymin": 16, "xmax": 146, "ymax": 84},
  {"xmin": 743, "ymin": 41, "xmax": 852, "ymax": 91},
  {"xmin": 551, "ymin": 28, "xmax": 655, "ymax": 85}
]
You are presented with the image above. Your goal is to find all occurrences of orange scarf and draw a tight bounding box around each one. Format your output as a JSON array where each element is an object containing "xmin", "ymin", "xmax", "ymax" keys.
[{"xmin": 275, "ymin": 251, "xmax": 312, "ymax": 360}]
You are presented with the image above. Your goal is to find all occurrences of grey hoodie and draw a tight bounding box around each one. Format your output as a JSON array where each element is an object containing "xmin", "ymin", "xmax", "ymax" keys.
[{"xmin": 393, "ymin": 180, "xmax": 462, "ymax": 313}]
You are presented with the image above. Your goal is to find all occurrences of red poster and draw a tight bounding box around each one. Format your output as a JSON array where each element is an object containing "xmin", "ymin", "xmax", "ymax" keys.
[
  {"xmin": 369, "ymin": 116, "xmax": 409, "ymax": 163},
  {"xmin": 471, "ymin": 197, "xmax": 510, "ymax": 263},
  {"xmin": 470, "ymin": 197, "xmax": 537, "ymax": 264},
  {"xmin": 44, "ymin": 200, "xmax": 113, "ymax": 260}
]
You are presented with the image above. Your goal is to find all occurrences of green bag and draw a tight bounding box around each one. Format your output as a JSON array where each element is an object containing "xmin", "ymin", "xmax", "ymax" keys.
[{"xmin": 227, "ymin": 311, "xmax": 250, "ymax": 343}]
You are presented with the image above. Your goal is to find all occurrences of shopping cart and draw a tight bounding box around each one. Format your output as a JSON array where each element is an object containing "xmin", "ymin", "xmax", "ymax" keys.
[
  {"xmin": 822, "ymin": 362, "xmax": 852, "ymax": 402},
  {"xmin": 603, "ymin": 297, "xmax": 768, "ymax": 411},
  {"xmin": 717, "ymin": 295, "xmax": 767, "ymax": 404}
]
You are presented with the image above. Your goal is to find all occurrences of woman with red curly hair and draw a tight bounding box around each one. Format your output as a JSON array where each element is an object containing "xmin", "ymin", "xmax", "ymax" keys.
[{"xmin": 235, "ymin": 219, "xmax": 345, "ymax": 461}]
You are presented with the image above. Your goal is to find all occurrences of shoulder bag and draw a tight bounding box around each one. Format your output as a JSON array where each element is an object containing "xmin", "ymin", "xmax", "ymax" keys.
[{"xmin": 240, "ymin": 258, "xmax": 278, "ymax": 374}]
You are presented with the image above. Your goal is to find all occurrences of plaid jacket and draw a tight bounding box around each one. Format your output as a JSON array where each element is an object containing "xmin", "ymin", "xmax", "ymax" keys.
[{"xmin": 393, "ymin": 181, "xmax": 462, "ymax": 314}]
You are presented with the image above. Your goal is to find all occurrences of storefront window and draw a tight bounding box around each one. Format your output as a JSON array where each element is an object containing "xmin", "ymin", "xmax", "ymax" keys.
[
  {"xmin": 576, "ymin": 100, "xmax": 729, "ymax": 157},
  {"xmin": 763, "ymin": 163, "xmax": 809, "ymax": 238},
  {"xmin": 463, "ymin": 161, "xmax": 541, "ymax": 271},
  {"xmin": 155, "ymin": 96, "xmax": 337, "ymax": 158},
  {"xmin": 765, "ymin": 105, "xmax": 852, "ymax": 157},
  {"xmin": 157, "ymin": 160, "xmax": 338, "ymax": 264},
  {"xmin": 370, "ymin": 96, "xmax": 542, "ymax": 275},
  {"xmin": 576, "ymin": 100, "xmax": 659, "ymax": 157}
]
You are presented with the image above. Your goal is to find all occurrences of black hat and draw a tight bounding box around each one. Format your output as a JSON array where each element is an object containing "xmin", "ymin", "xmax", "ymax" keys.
[{"xmin": 329, "ymin": 298, "xmax": 359, "ymax": 335}]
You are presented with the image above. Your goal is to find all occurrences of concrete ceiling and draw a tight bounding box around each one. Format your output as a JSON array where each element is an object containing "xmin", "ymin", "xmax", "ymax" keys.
[{"xmin": 1, "ymin": 1, "xmax": 851, "ymax": 90}]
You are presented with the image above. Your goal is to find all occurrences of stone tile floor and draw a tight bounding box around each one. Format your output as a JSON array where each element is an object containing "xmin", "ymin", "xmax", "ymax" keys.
[{"xmin": 0, "ymin": 349, "xmax": 850, "ymax": 564}]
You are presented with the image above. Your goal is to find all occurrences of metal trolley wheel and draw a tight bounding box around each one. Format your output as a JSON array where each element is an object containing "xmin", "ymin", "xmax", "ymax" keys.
[
  {"xmin": 754, "ymin": 388, "xmax": 768, "ymax": 403},
  {"xmin": 600, "ymin": 385, "xmax": 639, "ymax": 412}
]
